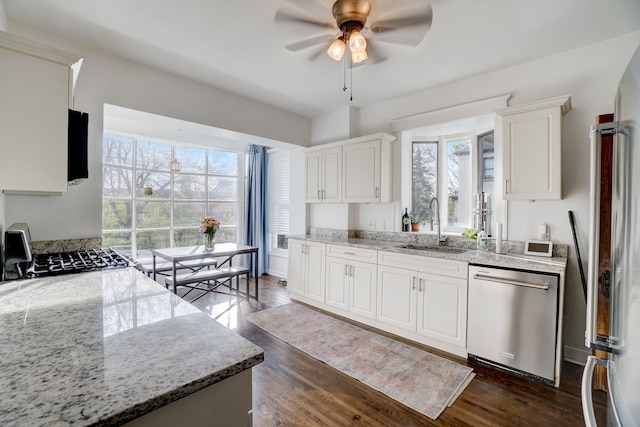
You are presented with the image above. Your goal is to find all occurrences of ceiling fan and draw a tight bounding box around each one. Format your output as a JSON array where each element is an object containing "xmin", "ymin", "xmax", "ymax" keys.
[{"xmin": 276, "ymin": 0, "xmax": 433, "ymax": 65}]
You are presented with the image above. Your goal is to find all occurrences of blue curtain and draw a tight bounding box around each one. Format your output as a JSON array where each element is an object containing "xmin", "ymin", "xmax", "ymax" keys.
[{"xmin": 245, "ymin": 145, "xmax": 269, "ymax": 276}]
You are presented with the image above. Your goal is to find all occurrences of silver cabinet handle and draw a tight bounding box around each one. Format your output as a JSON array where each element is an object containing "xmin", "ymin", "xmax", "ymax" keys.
[
  {"xmin": 322, "ymin": 189, "xmax": 326, "ymax": 199},
  {"xmin": 350, "ymin": 266, "xmax": 354, "ymax": 276},
  {"xmin": 344, "ymin": 264, "xmax": 349, "ymax": 276},
  {"xmin": 412, "ymin": 276, "xmax": 416, "ymax": 290},
  {"xmin": 472, "ymin": 274, "xmax": 549, "ymax": 290},
  {"xmin": 505, "ymin": 179, "xmax": 509, "ymax": 194},
  {"xmin": 419, "ymin": 278, "xmax": 423, "ymax": 292},
  {"xmin": 317, "ymin": 190, "xmax": 321, "ymax": 200},
  {"xmin": 343, "ymin": 251, "xmax": 355, "ymax": 255},
  {"xmin": 375, "ymin": 187, "xmax": 380, "ymax": 198}
]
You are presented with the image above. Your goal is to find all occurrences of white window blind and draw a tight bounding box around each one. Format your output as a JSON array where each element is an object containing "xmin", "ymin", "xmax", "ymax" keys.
[{"xmin": 268, "ymin": 150, "xmax": 290, "ymax": 235}]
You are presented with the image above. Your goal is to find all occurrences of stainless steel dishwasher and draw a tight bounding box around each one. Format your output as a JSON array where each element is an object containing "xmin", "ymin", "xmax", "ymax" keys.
[{"xmin": 467, "ymin": 265, "xmax": 559, "ymax": 384}]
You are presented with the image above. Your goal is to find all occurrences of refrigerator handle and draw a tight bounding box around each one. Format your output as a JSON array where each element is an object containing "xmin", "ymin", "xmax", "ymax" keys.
[
  {"xmin": 581, "ymin": 355, "xmax": 600, "ymax": 427},
  {"xmin": 586, "ymin": 124, "xmax": 602, "ymax": 350}
]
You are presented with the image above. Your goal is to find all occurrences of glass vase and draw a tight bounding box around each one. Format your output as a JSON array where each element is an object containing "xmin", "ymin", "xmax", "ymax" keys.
[{"xmin": 205, "ymin": 233, "xmax": 216, "ymax": 251}]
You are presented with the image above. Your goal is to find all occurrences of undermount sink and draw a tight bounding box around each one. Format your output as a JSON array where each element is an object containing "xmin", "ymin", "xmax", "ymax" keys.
[{"xmin": 395, "ymin": 244, "xmax": 467, "ymax": 254}]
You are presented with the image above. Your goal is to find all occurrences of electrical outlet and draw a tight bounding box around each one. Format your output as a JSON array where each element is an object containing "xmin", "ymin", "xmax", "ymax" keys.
[
  {"xmin": 368, "ymin": 220, "xmax": 376, "ymax": 230},
  {"xmin": 377, "ymin": 219, "xmax": 385, "ymax": 230}
]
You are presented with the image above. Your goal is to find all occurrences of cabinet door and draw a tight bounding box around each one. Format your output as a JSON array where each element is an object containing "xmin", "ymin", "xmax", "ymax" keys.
[
  {"xmin": 350, "ymin": 260, "xmax": 377, "ymax": 320},
  {"xmin": 502, "ymin": 106, "xmax": 562, "ymax": 200},
  {"xmin": 305, "ymin": 152, "xmax": 322, "ymax": 202},
  {"xmin": 304, "ymin": 242, "xmax": 326, "ymax": 302},
  {"xmin": 416, "ymin": 273, "xmax": 468, "ymax": 348},
  {"xmin": 326, "ymin": 256, "xmax": 349, "ymax": 311},
  {"xmin": 377, "ymin": 265, "xmax": 416, "ymax": 331},
  {"xmin": 287, "ymin": 240, "xmax": 305, "ymax": 295},
  {"xmin": 342, "ymin": 140, "xmax": 380, "ymax": 202},
  {"xmin": 322, "ymin": 148, "xmax": 342, "ymax": 202},
  {"xmin": 0, "ymin": 47, "xmax": 69, "ymax": 193}
]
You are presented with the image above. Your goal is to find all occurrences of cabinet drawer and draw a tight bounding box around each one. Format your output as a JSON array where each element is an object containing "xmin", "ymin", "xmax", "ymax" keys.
[
  {"xmin": 327, "ymin": 244, "xmax": 376, "ymax": 263},
  {"xmin": 378, "ymin": 250, "xmax": 468, "ymax": 279}
]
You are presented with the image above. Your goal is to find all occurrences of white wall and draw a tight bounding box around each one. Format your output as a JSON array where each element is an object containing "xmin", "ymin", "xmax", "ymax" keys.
[
  {"xmin": 303, "ymin": 31, "xmax": 640, "ymax": 360},
  {"xmin": 4, "ymin": 23, "xmax": 311, "ymax": 242}
]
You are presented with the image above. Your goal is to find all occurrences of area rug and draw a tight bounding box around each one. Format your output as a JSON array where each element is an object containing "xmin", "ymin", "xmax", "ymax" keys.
[{"xmin": 245, "ymin": 303, "xmax": 475, "ymax": 420}]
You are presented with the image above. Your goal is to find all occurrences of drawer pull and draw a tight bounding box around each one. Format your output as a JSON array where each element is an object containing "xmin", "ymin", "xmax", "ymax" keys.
[{"xmin": 343, "ymin": 251, "xmax": 355, "ymax": 255}]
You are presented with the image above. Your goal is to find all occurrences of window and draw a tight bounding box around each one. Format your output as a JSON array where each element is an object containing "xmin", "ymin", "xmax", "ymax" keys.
[
  {"xmin": 102, "ymin": 132, "xmax": 240, "ymax": 259},
  {"xmin": 411, "ymin": 130, "xmax": 489, "ymax": 233},
  {"xmin": 268, "ymin": 150, "xmax": 290, "ymax": 254}
]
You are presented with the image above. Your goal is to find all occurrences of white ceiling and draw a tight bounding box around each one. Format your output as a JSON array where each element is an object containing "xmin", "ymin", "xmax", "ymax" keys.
[{"xmin": 4, "ymin": 0, "xmax": 640, "ymax": 119}]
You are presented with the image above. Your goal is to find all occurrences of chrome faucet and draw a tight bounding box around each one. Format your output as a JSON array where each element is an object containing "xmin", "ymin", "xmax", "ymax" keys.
[{"xmin": 430, "ymin": 197, "xmax": 447, "ymax": 245}]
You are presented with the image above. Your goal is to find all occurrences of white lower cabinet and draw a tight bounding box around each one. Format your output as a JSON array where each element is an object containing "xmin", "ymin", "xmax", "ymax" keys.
[
  {"xmin": 326, "ymin": 256, "xmax": 377, "ymax": 320},
  {"xmin": 288, "ymin": 244, "xmax": 469, "ymax": 358},
  {"xmin": 288, "ymin": 240, "xmax": 326, "ymax": 303},
  {"xmin": 376, "ymin": 251, "xmax": 469, "ymax": 356}
]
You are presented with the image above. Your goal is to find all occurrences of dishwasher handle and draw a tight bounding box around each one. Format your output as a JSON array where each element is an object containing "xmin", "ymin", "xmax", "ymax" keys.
[{"xmin": 472, "ymin": 273, "xmax": 550, "ymax": 290}]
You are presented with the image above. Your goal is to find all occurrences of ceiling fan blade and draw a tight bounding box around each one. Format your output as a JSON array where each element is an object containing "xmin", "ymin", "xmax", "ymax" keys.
[
  {"xmin": 281, "ymin": 0, "xmax": 330, "ymax": 20},
  {"xmin": 368, "ymin": 3, "xmax": 433, "ymax": 46},
  {"xmin": 275, "ymin": 10, "xmax": 335, "ymax": 30},
  {"xmin": 364, "ymin": 41, "xmax": 386, "ymax": 64},
  {"xmin": 284, "ymin": 34, "xmax": 336, "ymax": 52}
]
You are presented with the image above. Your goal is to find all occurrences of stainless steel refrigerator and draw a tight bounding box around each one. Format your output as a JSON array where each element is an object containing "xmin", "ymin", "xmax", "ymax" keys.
[{"xmin": 582, "ymin": 45, "xmax": 640, "ymax": 426}]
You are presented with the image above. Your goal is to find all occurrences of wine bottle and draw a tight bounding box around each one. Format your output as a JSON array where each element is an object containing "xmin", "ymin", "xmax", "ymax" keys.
[{"xmin": 402, "ymin": 208, "xmax": 410, "ymax": 232}]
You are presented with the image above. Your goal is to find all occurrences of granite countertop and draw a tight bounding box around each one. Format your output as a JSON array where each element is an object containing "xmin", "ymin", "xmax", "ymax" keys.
[
  {"xmin": 0, "ymin": 268, "xmax": 264, "ymax": 426},
  {"xmin": 289, "ymin": 235, "xmax": 567, "ymax": 274}
]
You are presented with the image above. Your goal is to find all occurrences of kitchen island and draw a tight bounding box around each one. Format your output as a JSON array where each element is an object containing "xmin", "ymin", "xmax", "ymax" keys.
[{"xmin": 0, "ymin": 267, "xmax": 264, "ymax": 426}]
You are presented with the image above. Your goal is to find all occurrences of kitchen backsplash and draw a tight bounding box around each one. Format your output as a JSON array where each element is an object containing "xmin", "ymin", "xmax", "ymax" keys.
[
  {"xmin": 308, "ymin": 227, "xmax": 568, "ymax": 258},
  {"xmin": 31, "ymin": 237, "xmax": 102, "ymax": 254}
]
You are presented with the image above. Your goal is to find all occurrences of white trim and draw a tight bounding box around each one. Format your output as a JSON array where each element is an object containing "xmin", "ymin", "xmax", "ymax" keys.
[{"xmin": 391, "ymin": 95, "xmax": 511, "ymax": 132}]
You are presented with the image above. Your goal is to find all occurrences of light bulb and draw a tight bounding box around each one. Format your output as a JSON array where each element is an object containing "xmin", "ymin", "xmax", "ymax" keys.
[
  {"xmin": 348, "ymin": 30, "xmax": 367, "ymax": 53},
  {"xmin": 352, "ymin": 50, "xmax": 368, "ymax": 64},
  {"xmin": 327, "ymin": 37, "xmax": 346, "ymax": 61}
]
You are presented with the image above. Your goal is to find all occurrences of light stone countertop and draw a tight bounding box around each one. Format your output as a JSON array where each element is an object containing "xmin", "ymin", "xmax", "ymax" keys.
[
  {"xmin": 0, "ymin": 268, "xmax": 264, "ymax": 427},
  {"xmin": 289, "ymin": 235, "xmax": 567, "ymax": 274}
]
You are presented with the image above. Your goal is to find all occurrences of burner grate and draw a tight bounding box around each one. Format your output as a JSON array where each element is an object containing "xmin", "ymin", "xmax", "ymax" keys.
[{"xmin": 26, "ymin": 248, "xmax": 131, "ymax": 278}]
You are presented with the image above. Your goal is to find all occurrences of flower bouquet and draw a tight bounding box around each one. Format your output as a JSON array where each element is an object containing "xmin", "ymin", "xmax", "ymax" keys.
[{"xmin": 200, "ymin": 216, "xmax": 220, "ymax": 250}]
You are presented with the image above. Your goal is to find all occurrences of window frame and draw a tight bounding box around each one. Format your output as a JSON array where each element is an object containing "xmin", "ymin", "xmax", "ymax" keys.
[
  {"xmin": 101, "ymin": 132, "xmax": 244, "ymax": 259},
  {"xmin": 403, "ymin": 126, "xmax": 497, "ymax": 235}
]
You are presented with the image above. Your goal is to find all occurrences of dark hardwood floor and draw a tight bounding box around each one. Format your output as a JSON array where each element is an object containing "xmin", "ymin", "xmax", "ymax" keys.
[{"xmin": 181, "ymin": 274, "xmax": 608, "ymax": 426}]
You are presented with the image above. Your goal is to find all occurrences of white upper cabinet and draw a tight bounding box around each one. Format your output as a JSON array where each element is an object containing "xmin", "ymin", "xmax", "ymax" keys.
[
  {"xmin": 0, "ymin": 32, "xmax": 82, "ymax": 194},
  {"xmin": 305, "ymin": 133, "xmax": 395, "ymax": 203},
  {"xmin": 305, "ymin": 147, "xmax": 342, "ymax": 203},
  {"xmin": 496, "ymin": 95, "xmax": 571, "ymax": 200}
]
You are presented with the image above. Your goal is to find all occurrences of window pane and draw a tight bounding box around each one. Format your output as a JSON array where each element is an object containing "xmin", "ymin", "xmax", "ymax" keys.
[
  {"xmin": 136, "ymin": 140, "xmax": 171, "ymax": 170},
  {"xmin": 208, "ymin": 202, "xmax": 237, "ymax": 226},
  {"xmin": 216, "ymin": 227, "xmax": 237, "ymax": 242},
  {"xmin": 208, "ymin": 176, "xmax": 237, "ymax": 200},
  {"xmin": 136, "ymin": 171, "xmax": 171, "ymax": 198},
  {"xmin": 174, "ymin": 174, "xmax": 206, "ymax": 199},
  {"xmin": 175, "ymin": 146, "xmax": 206, "ymax": 173},
  {"xmin": 173, "ymin": 202, "xmax": 205, "ymax": 227},
  {"xmin": 447, "ymin": 138, "xmax": 471, "ymax": 227},
  {"xmin": 174, "ymin": 229, "xmax": 202, "ymax": 247},
  {"xmin": 209, "ymin": 150, "xmax": 238, "ymax": 176},
  {"xmin": 103, "ymin": 166, "xmax": 132, "ymax": 198},
  {"xmin": 102, "ymin": 200, "xmax": 132, "ymax": 229},
  {"xmin": 277, "ymin": 235, "xmax": 289, "ymax": 250},
  {"xmin": 136, "ymin": 230, "xmax": 171, "ymax": 258},
  {"xmin": 136, "ymin": 201, "xmax": 170, "ymax": 228},
  {"xmin": 102, "ymin": 231, "xmax": 132, "ymax": 252},
  {"xmin": 412, "ymin": 141, "xmax": 438, "ymax": 222},
  {"xmin": 479, "ymin": 132, "xmax": 495, "ymax": 191},
  {"xmin": 103, "ymin": 134, "xmax": 133, "ymax": 166}
]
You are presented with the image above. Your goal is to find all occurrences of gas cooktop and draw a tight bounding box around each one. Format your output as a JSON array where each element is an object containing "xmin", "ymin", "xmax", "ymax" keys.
[{"xmin": 25, "ymin": 248, "xmax": 131, "ymax": 278}]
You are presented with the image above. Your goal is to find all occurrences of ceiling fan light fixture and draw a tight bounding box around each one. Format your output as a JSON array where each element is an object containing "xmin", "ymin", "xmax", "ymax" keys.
[
  {"xmin": 348, "ymin": 29, "xmax": 367, "ymax": 53},
  {"xmin": 352, "ymin": 49, "xmax": 368, "ymax": 64},
  {"xmin": 327, "ymin": 36, "xmax": 346, "ymax": 61}
]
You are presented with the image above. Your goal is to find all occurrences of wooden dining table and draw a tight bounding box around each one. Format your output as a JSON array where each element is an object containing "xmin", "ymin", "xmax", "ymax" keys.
[{"xmin": 151, "ymin": 242, "xmax": 259, "ymax": 300}]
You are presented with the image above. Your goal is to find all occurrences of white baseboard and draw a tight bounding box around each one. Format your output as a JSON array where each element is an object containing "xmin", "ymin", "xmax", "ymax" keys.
[
  {"xmin": 564, "ymin": 343, "xmax": 591, "ymax": 366},
  {"xmin": 266, "ymin": 269, "xmax": 286, "ymax": 279}
]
